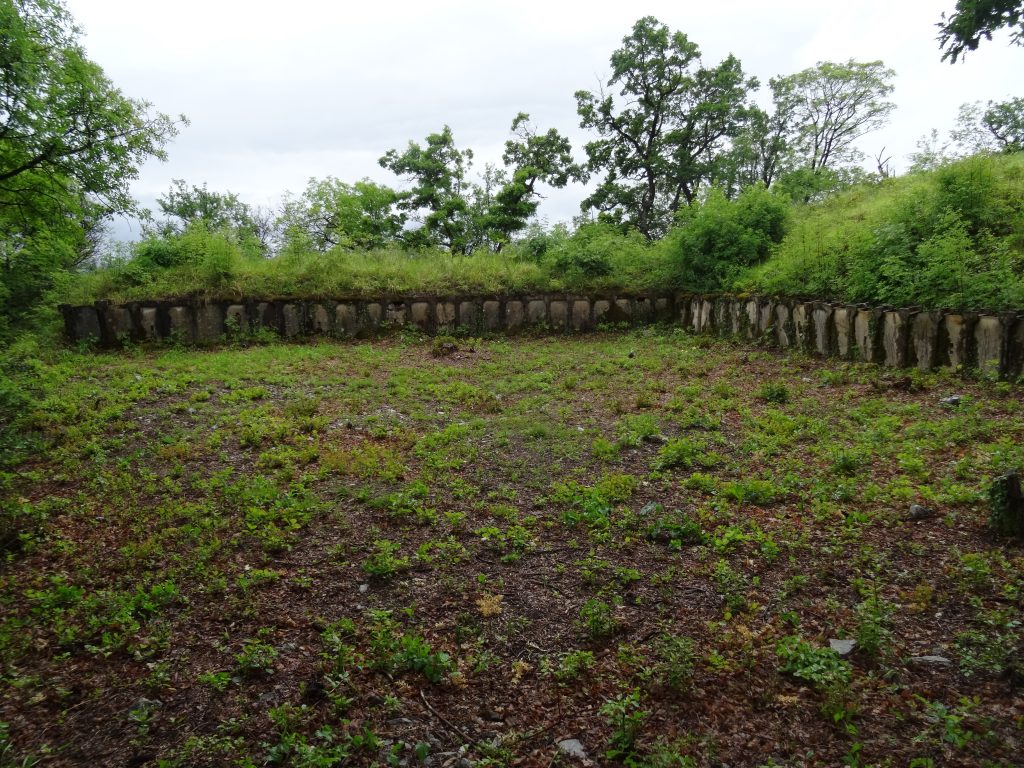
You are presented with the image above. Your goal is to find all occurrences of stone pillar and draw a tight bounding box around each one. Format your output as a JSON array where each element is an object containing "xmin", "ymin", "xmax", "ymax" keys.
[
  {"xmin": 410, "ymin": 301, "xmax": 431, "ymax": 330},
  {"xmin": 310, "ymin": 303, "xmax": 333, "ymax": 334},
  {"xmin": 458, "ymin": 300, "xmax": 479, "ymax": 332},
  {"xmin": 101, "ymin": 304, "xmax": 135, "ymax": 346},
  {"xmin": 728, "ymin": 299, "xmax": 744, "ymax": 336},
  {"xmin": 881, "ymin": 310, "xmax": 911, "ymax": 368},
  {"xmin": 613, "ymin": 298, "xmax": 633, "ymax": 324},
  {"xmin": 363, "ymin": 302, "xmax": 383, "ymax": 335},
  {"xmin": 281, "ymin": 303, "xmax": 305, "ymax": 338},
  {"xmin": 792, "ymin": 303, "xmax": 812, "ymax": 352},
  {"xmin": 909, "ymin": 311, "xmax": 942, "ymax": 372},
  {"xmin": 675, "ymin": 294, "xmax": 691, "ymax": 328},
  {"xmin": 636, "ymin": 297, "xmax": 654, "ymax": 323},
  {"xmin": 757, "ymin": 299, "xmax": 775, "ymax": 339},
  {"xmin": 526, "ymin": 298, "xmax": 547, "ymax": 325},
  {"xmin": 385, "ymin": 302, "xmax": 407, "ymax": 327},
  {"xmin": 1005, "ymin": 315, "xmax": 1024, "ymax": 381},
  {"xmin": 832, "ymin": 306, "xmax": 853, "ymax": 359},
  {"xmin": 690, "ymin": 297, "xmax": 703, "ymax": 333},
  {"xmin": 225, "ymin": 304, "xmax": 249, "ymax": 335},
  {"xmin": 811, "ymin": 303, "xmax": 833, "ymax": 356},
  {"xmin": 939, "ymin": 313, "xmax": 972, "ymax": 371},
  {"xmin": 336, "ymin": 303, "xmax": 358, "ymax": 337},
  {"xmin": 482, "ymin": 300, "xmax": 502, "ymax": 332},
  {"xmin": 436, "ymin": 301, "xmax": 457, "ymax": 331},
  {"xmin": 571, "ymin": 298, "xmax": 592, "ymax": 331},
  {"xmin": 63, "ymin": 305, "xmax": 102, "ymax": 345},
  {"xmin": 853, "ymin": 307, "xmax": 881, "ymax": 363},
  {"xmin": 744, "ymin": 299, "xmax": 759, "ymax": 339},
  {"xmin": 168, "ymin": 305, "xmax": 195, "ymax": 343},
  {"xmin": 505, "ymin": 300, "xmax": 525, "ymax": 331},
  {"xmin": 549, "ymin": 299, "xmax": 569, "ymax": 331},
  {"xmin": 713, "ymin": 297, "xmax": 730, "ymax": 337},
  {"xmin": 254, "ymin": 302, "xmax": 279, "ymax": 334},
  {"xmin": 138, "ymin": 306, "xmax": 160, "ymax": 341},
  {"xmin": 774, "ymin": 302, "xmax": 793, "ymax": 348},
  {"xmin": 593, "ymin": 298, "xmax": 612, "ymax": 327},
  {"xmin": 975, "ymin": 315, "xmax": 1004, "ymax": 379},
  {"xmin": 654, "ymin": 296, "xmax": 672, "ymax": 322}
]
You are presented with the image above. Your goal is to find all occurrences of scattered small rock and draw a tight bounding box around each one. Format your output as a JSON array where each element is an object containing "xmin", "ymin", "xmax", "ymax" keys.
[
  {"xmin": 829, "ymin": 639, "xmax": 856, "ymax": 657},
  {"xmin": 627, "ymin": 350, "xmax": 636, "ymax": 358},
  {"xmin": 939, "ymin": 394, "xmax": 962, "ymax": 408},
  {"xmin": 909, "ymin": 655, "xmax": 951, "ymax": 666},
  {"xmin": 358, "ymin": 583, "xmax": 369, "ymax": 594},
  {"xmin": 557, "ymin": 739, "xmax": 588, "ymax": 760},
  {"xmin": 906, "ymin": 504, "xmax": 935, "ymax": 521}
]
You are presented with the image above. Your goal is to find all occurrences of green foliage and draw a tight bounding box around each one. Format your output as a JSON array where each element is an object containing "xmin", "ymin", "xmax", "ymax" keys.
[
  {"xmin": 745, "ymin": 153, "xmax": 1024, "ymax": 309},
  {"xmin": 576, "ymin": 16, "xmax": 756, "ymax": 239},
  {"xmin": 599, "ymin": 689, "xmax": 649, "ymax": 763},
  {"xmin": 755, "ymin": 382, "xmax": 790, "ymax": 404},
  {"xmin": 578, "ymin": 598, "xmax": 618, "ymax": 639},
  {"xmin": 937, "ymin": 0, "xmax": 1024, "ymax": 62},
  {"xmin": 776, "ymin": 635, "xmax": 852, "ymax": 688},
  {"xmin": 647, "ymin": 634, "xmax": 697, "ymax": 691},
  {"xmin": 278, "ymin": 177, "xmax": 405, "ymax": 253},
  {"xmin": 672, "ymin": 185, "xmax": 789, "ymax": 292}
]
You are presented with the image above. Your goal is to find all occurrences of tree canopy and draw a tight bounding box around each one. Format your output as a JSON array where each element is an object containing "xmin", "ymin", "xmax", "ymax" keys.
[{"xmin": 938, "ymin": 0, "xmax": 1024, "ymax": 62}]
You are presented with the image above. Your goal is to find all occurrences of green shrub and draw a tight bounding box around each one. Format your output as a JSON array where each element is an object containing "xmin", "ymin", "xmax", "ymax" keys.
[{"xmin": 776, "ymin": 635, "xmax": 851, "ymax": 688}]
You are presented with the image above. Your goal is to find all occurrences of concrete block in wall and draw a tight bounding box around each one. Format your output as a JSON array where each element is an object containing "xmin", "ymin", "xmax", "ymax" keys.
[
  {"xmin": 881, "ymin": 311, "xmax": 910, "ymax": 368},
  {"xmin": 571, "ymin": 298, "xmax": 591, "ymax": 331},
  {"xmin": 655, "ymin": 297, "xmax": 671, "ymax": 321},
  {"xmin": 811, "ymin": 304, "xmax": 833, "ymax": 356},
  {"xmin": 699, "ymin": 298, "xmax": 713, "ymax": 334},
  {"xmin": 743, "ymin": 299, "xmax": 757, "ymax": 339},
  {"xmin": 832, "ymin": 306, "xmax": 853, "ymax": 359},
  {"xmin": 483, "ymin": 300, "xmax": 502, "ymax": 331},
  {"xmin": 636, "ymin": 298, "xmax": 654, "ymax": 323},
  {"xmin": 910, "ymin": 311, "xmax": 941, "ymax": 371},
  {"xmin": 68, "ymin": 306, "xmax": 102, "ymax": 344},
  {"xmin": 792, "ymin": 303, "xmax": 812, "ymax": 351},
  {"xmin": 728, "ymin": 299, "xmax": 743, "ymax": 336},
  {"xmin": 774, "ymin": 303, "xmax": 793, "ymax": 348},
  {"xmin": 139, "ymin": 307, "xmax": 159, "ymax": 340},
  {"xmin": 102, "ymin": 304, "xmax": 134, "ymax": 345},
  {"xmin": 195, "ymin": 303, "xmax": 224, "ymax": 344},
  {"xmin": 975, "ymin": 315, "xmax": 1004, "ymax": 379},
  {"xmin": 281, "ymin": 303, "xmax": 304, "ymax": 337},
  {"xmin": 854, "ymin": 308, "xmax": 881, "ymax": 363},
  {"xmin": 386, "ymin": 302, "xmax": 406, "ymax": 327},
  {"xmin": 690, "ymin": 297, "xmax": 703, "ymax": 333},
  {"xmin": 254, "ymin": 302, "xmax": 278, "ymax": 333},
  {"xmin": 506, "ymin": 300, "xmax": 524, "ymax": 331},
  {"xmin": 410, "ymin": 301, "xmax": 431, "ymax": 330},
  {"xmin": 549, "ymin": 300, "xmax": 568, "ymax": 330},
  {"xmin": 675, "ymin": 294, "xmax": 691, "ymax": 328},
  {"xmin": 1005, "ymin": 315, "xmax": 1024, "ymax": 381},
  {"xmin": 713, "ymin": 298, "xmax": 730, "ymax": 336},
  {"xmin": 594, "ymin": 299, "xmax": 611, "ymax": 326},
  {"xmin": 436, "ymin": 301, "xmax": 456, "ymax": 330},
  {"xmin": 939, "ymin": 313, "xmax": 970, "ymax": 370},
  {"xmin": 526, "ymin": 299, "xmax": 547, "ymax": 324},
  {"xmin": 458, "ymin": 301, "xmax": 478, "ymax": 331},
  {"xmin": 336, "ymin": 303, "xmax": 358, "ymax": 336},
  {"xmin": 758, "ymin": 300, "xmax": 775, "ymax": 338},
  {"xmin": 168, "ymin": 305, "xmax": 194, "ymax": 343},
  {"xmin": 613, "ymin": 298, "xmax": 633, "ymax": 323},
  {"xmin": 364, "ymin": 302, "xmax": 383, "ymax": 332},
  {"xmin": 310, "ymin": 303, "xmax": 333, "ymax": 334},
  {"xmin": 225, "ymin": 304, "xmax": 249, "ymax": 335}
]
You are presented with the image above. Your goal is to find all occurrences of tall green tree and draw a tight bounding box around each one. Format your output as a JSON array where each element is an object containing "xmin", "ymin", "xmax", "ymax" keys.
[
  {"xmin": 485, "ymin": 113, "xmax": 582, "ymax": 249},
  {"xmin": 769, "ymin": 60, "xmax": 896, "ymax": 176},
  {"xmin": 0, "ymin": 0, "xmax": 183, "ymax": 324},
  {"xmin": 938, "ymin": 1, "xmax": 1024, "ymax": 62},
  {"xmin": 575, "ymin": 17, "xmax": 756, "ymax": 240},
  {"xmin": 379, "ymin": 125, "xmax": 476, "ymax": 253},
  {"xmin": 278, "ymin": 177, "xmax": 404, "ymax": 253}
]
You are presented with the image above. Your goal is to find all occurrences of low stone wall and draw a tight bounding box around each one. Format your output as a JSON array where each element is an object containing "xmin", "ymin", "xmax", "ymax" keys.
[{"xmin": 59, "ymin": 294, "xmax": 1024, "ymax": 380}]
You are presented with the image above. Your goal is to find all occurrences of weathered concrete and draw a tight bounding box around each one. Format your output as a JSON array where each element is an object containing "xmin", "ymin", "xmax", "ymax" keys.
[
  {"xmin": 68, "ymin": 306, "xmax": 102, "ymax": 344},
  {"xmin": 526, "ymin": 299, "xmax": 547, "ymax": 325},
  {"xmin": 594, "ymin": 299, "xmax": 611, "ymax": 325},
  {"xmin": 364, "ymin": 302, "xmax": 383, "ymax": 329},
  {"xmin": 811, "ymin": 304, "xmax": 833, "ymax": 356},
  {"xmin": 833, "ymin": 306, "xmax": 853, "ymax": 359},
  {"xmin": 774, "ymin": 303, "xmax": 792, "ymax": 348},
  {"xmin": 310, "ymin": 303, "xmax": 332, "ymax": 334},
  {"xmin": 910, "ymin": 311, "xmax": 941, "ymax": 371},
  {"xmin": 281, "ymin": 304, "xmax": 304, "ymax": 337},
  {"xmin": 881, "ymin": 311, "xmax": 910, "ymax": 368},
  {"xmin": 745, "ymin": 300, "xmax": 759, "ymax": 339},
  {"xmin": 728, "ymin": 299, "xmax": 743, "ymax": 336},
  {"xmin": 636, "ymin": 298, "xmax": 654, "ymax": 323},
  {"xmin": 854, "ymin": 308, "xmax": 880, "ymax": 363},
  {"xmin": 168, "ymin": 306, "xmax": 194, "ymax": 343},
  {"xmin": 792, "ymin": 303, "xmax": 811, "ymax": 352},
  {"xmin": 482, "ymin": 300, "xmax": 502, "ymax": 331},
  {"xmin": 436, "ymin": 301, "xmax": 456, "ymax": 330},
  {"xmin": 1006, "ymin": 316, "xmax": 1024, "ymax": 380},
  {"xmin": 385, "ymin": 302, "xmax": 406, "ymax": 327},
  {"xmin": 940, "ymin": 314, "xmax": 970, "ymax": 370},
  {"xmin": 336, "ymin": 303, "xmax": 358, "ymax": 336},
  {"xmin": 571, "ymin": 299, "xmax": 591, "ymax": 331},
  {"xmin": 689, "ymin": 298, "xmax": 703, "ymax": 333},
  {"xmin": 410, "ymin": 301, "xmax": 431, "ymax": 329},
  {"xmin": 655, "ymin": 297, "xmax": 671, "ymax": 322},
  {"xmin": 505, "ymin": 300, "xmax": 524, "ymax": 331},
  {"xmin": 614, "ymin": 298, "xmax": 633, "ymax": 323},
  {"xmin": 254, "ymin": 302, "xmax": 277, "ymax": 332},
  {"xmin": 549, "ymin": 300, "xmax": 568, "ymax": 330},
  {"xmin": 103, "ymin": 305, "xmax": 134, "ymax": 344},
  {"xmin": 457, "ymin": 301, "xmax": 478, "ymax": 331},
  {"xmin": 139, "ymin": 307, "xmax": 160, "ymax": 340},
  {"xmin": 975, "ymin": 315, "xmax": 1004, "ymax": 379},
  {"xmin": 713, "ymin": 298, "xmax": 730, "ymax": 335},
  {"xmin": 225, "ymin": 304, "xmax": 248, "ymax": 335},
  {"xmin": 757, "ymin": 300, "xmax": 774, "ymax": 338}
]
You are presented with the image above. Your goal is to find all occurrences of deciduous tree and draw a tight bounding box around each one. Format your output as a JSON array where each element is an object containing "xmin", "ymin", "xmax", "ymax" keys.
[{"xmin": 938, "ymin": 0, "xmax": 1024, "ymax": 63}]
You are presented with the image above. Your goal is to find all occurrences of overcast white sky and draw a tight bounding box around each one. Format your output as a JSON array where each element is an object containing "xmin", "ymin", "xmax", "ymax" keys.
[{"xmin": 64, "ymin": 0, "xmax": 1022, "ymax": 239}]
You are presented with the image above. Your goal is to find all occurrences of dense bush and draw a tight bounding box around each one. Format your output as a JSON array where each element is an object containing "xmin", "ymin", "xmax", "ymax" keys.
[
  {"xmin": 744, "ymin": 153, "xmax": 1024, "ymax": 309},
  {"xmin": 671, "ymin": 184, "xmax": 790, "ymax": 292}
]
